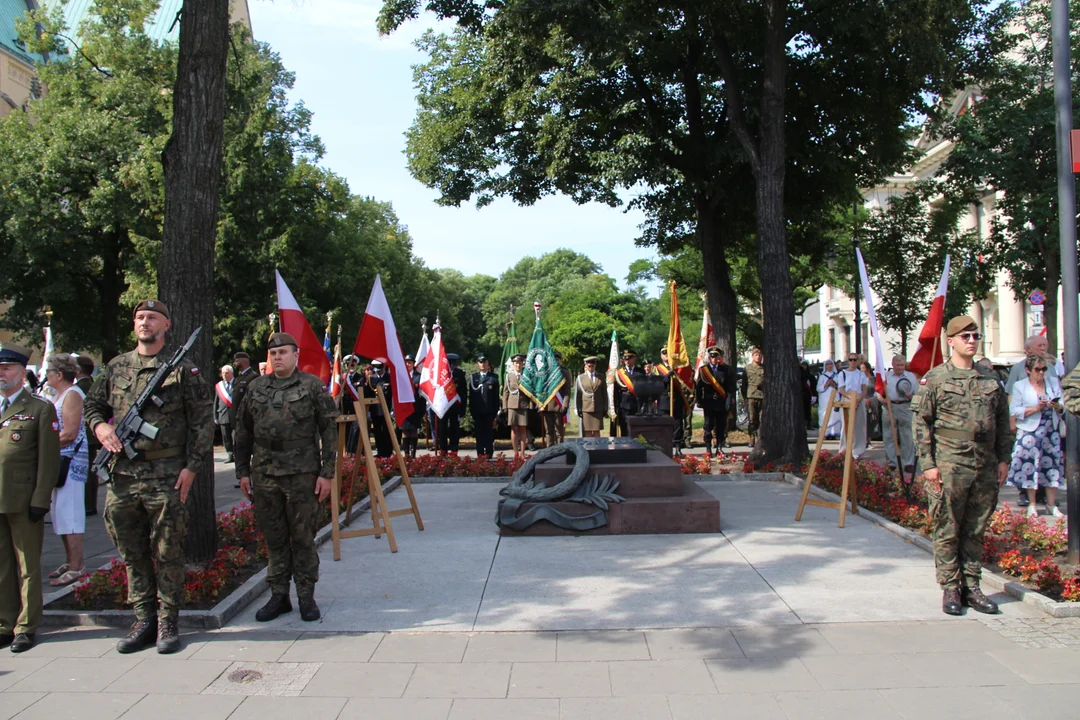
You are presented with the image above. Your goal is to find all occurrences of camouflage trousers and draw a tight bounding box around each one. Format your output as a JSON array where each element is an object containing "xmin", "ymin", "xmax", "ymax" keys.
[
  {"xmin": 104, "ymin": 475, "xmax": 188, "ymax": 621},
  {"xmin": 927, "ymin": 465, "xmax": 1000, "ymax": 589},
  {"xmin": 252, "ymin": 472, "xmax": 320, "ymax": 597}
]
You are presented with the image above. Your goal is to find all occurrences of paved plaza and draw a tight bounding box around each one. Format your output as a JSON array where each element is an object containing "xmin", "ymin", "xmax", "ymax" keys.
[{"xmin": 12, "ymin": 471, "xmax": 1080, "ymax": 720}]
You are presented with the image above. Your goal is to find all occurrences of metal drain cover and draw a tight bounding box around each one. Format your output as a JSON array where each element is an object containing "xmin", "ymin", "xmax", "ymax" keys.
[{"xmin": 229, "ymin": 669, "xmax": 264, "ymax": 683}]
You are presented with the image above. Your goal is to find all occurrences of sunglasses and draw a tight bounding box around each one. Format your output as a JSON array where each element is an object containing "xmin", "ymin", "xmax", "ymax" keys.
[
  {"xmin": 847, "ymin": 357, "xmax": 858, "ymax": 362},
  {"xmin": 1033, "ymin": 367, "xmax": 1048, "ymax": 373},
  {"xmin": 956, "ymin": 332, "xmax": 982, "ymax": 341}
]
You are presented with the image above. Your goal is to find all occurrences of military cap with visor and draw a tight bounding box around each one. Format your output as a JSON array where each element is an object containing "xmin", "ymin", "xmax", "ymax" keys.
[{"xmin": 0, "ymin": 342, "xmax": 32, "ymax": 366}]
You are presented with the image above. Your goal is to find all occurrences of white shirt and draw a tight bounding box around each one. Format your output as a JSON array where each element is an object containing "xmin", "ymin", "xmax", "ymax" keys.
[
  {"xmin": 837, "ymin": 368, "xmax": 864, "ymax": 394},
  {"xmin": 886, "ymin": 371, "xmax": 918, "ymax": 402}
]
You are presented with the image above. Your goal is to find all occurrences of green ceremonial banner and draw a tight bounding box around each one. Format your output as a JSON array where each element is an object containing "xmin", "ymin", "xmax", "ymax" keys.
[
  {"xmin": 519, "ymin": 316, "xmax": 565, "ymax": 409},
  {"xmin": 499, "ymin": 319, "xmax": 519, "ymax": 387}
]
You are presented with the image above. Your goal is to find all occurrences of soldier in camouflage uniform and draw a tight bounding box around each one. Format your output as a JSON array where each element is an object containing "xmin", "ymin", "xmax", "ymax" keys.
[
  {"xmin": 912, "ymin": 316, "xmax": 1011, "ymax": 616},
  {"xmin": 743, "ymin": 348, "xmax": 765, "ymax": 445},
  {"xmin": 1063, "ymin": 360, "xmax": 1080, "ymax": 415},
  {"xmin": 84, "ymin": 300, "xmax": 213, "ymax": 654},
  {"xmin": 235, "ymin": 333, "xmax": 338, "ymax": 622}
]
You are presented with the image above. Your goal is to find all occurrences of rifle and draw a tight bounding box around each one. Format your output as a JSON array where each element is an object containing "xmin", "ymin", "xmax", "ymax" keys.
[{"xmin": 91, "ymin": 328, "xmax": 202, "ymax": 482}]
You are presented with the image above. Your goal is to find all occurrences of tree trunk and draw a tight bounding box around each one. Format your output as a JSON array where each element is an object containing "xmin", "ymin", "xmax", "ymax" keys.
[
  {"xmin": 697, "ymin": 195, "xmax": 739, "ymax": 400},
  {"xmin": 159, "ymin": 0, "xmax": 230, "ymax": 564},
  {"xmin": 100, "ymin": 231, "xmax": 124, "ymax": 362},
  {"xmin": 749, "ymin": 0, "xmax": 808, "ymax": 467}
]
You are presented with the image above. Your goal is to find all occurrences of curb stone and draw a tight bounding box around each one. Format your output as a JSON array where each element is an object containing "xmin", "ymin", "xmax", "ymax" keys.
[
  {"xmin": 41, "ymin": 476, "xmax": 404, "ymax": 629},
  {"xmin": 780, "ymin": 472, "xmax": 1080, "ymax": 618}
]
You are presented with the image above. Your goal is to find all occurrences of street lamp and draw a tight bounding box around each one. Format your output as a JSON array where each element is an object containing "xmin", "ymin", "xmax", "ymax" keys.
[{"xmin": 852, "ymin": 200, "xmax": 862, "ymax": 356}]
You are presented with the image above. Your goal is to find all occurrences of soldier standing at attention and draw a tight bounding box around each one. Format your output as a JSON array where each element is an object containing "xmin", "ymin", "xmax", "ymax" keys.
[
  {"xmin": 468, "ymin": 355, "xmax": 501, "ymax": 457},
  {"xmin": 613, "ymin": 351, "xmax": 646, "ymax": 437},
  {"xmin": 235, "ymin": 333, "xmax": 338, "ymax": 623},
  {"xmin": 744, "ymin": 348, "xmax": 765, "ymax": 446},
  {"xmin": 0, "ymin": 343, "xmax": 60, "ymax": 653},
  {"xmin": 400, "ymin": 355, "xmax": 427, "ymax": 458},
  {"xmin": 84, "ymin": 300, "xmax": 213, "ymax": 654},
  {"xmin": 654, "ymin": 347, "xmax": 689, "ymax": 455},
  {"xmin": 366, "ymin": 359, "xmax": 393, "ymax": 458},
  {"xmin": 696, "ymin": 347, "xmax": 731, "ymax": 455},
  {"xmin": 913, "ymin": 316, "xmax": 1011, "ymax": 616},
  {"xmin": 230, "ymin": 352, "xmax": 258, "ymax": 487},
  {"xmin": 575, "ymin": 357, "xmax": 607, "ymax": 438}
]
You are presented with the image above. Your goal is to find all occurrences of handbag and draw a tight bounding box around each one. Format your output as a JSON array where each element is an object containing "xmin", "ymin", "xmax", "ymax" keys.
[{"xmin": 55, "ymin": 438, "xmax": 84, "ymax": 489}]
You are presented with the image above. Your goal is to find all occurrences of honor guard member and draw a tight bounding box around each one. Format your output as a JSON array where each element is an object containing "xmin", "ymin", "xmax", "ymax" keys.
[
  {"xmin": 84, "ymin": 300, "xmax": 213, "ymax": 654},
  {"xmin": 365, "ymin": 359, "xmax": 394, "ymax": 458},
  {"xmin": 654, "ymin": 347, "xmax": 690, "ymax": 454},
  {"xmin": 340, "ymin": 355, "xmax": 363, "ymax": 455},
  {"xmin": 742, "ymin": 348, "xmax": 765, "ymax": 445},
  {"xmin": 235, "ymin": 333, "xmax": 338, "ymax": 623},
  {"xmin": 612, "ymin": 351, "xmax": 646, "ymax": 437},
  {"xmin": 913, "ymin": 316, "xmax": 1011, "ymax": 616},
  {"xmin": 575, "ymin": 357, "xmax": 607, "ymax": 438},
  {"xmin": 437, "ymin": 354, "xmax": 467, "ymax": 454},
  {"xmin": 696, "ymin": 347, "xmax": 732, "ymax": 455},
  {"xmin": 400, "ymin": 355, "xmax": 427, "ymax": 457},
  {"xmin": 468, "ymin": 355, "xmax": 501, "ymax": 457},
  {"xmin": 0, "ymin": 343, "xmax": 60, "ymax": 653}
]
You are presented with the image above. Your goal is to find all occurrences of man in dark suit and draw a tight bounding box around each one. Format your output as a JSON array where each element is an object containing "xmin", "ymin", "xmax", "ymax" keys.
[
  {"xmin": 696, "ymin": 346, "xmax": 732, "ymax": 455},
  {"xmin": 213, "ymin": 365, "xmax": 235, "ymax": 463},
  {"xmin": 467, "ymin": 355, "xmax": 501, "ymax": 457},
  {"xmin": 0, "ymin": 343, "xmax": 60, "ymax": 653},
  {"xmin": 654, "ymin": 347, "xmax": 690, "ymax": 454},
  {"xmin": 365, "ymin": 359, "xmax": 394, "ymax": 458},
  {"xmin": 612, "ymin": 350, "xmax": 646, "ymax": 437}
]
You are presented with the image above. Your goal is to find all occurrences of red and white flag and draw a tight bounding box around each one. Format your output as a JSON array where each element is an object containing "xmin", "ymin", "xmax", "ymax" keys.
[
  {"xmin": 694, "ymin": 304, "xmax": 717, "ymax": 380},
  {"xmin": 275, "ymin": 270, "xmax": 331, "ymax": 384},
  {"xmin": 419, "ymin": 322, "xmax": 459, "ymax": 418},
  {"xmin": 908, "ymin": 255, "xmax": 950, "ymax": 377},
  {"xmin": 415, "ymin": 330, "xmax": 430, "ymax": 364},
  {"xmin": 214, "ymin": 381, "xmax": 233, "ymax": 407},
  {"xmin": 354, "ymin": 275, "xmax": 415, "ymax": 427},
  {"xmin": 856, "ymin": 248, "xmax": 889, "ymax": 396},
  {"xmin": 329, "ymin": 345, "xmax": 342, "ymax": 399}
]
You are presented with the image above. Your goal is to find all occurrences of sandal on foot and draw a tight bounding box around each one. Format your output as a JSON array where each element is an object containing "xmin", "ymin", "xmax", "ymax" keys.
[
  {"xmin": 48, "ymin": 563, "xmax": 70, "ymax": 579},
  {"xmin": 49, "ymin": 569, "xmax": 87, "ymax": 587}
]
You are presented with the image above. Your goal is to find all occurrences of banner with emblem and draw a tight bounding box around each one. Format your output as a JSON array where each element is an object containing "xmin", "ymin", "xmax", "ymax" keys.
[
  {"xmin": 500, "ymin": 317, "xmax": 519, "ymax": 388},
  {"xmin": 606, "ymin": 328, "xmax": 619, "ymax": 418},
  {"xmin": 419, "ymin": 322, "xmax": 460, "ymax": 418},
  {"xmin": 519, "ymin": 303, "xmax": 565, "ymax": 409}
]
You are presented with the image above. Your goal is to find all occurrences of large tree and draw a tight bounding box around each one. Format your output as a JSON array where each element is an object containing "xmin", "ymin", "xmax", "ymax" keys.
[{"xmin": 380, "ymin": 0, "xmax": 990, "ymax": 463}]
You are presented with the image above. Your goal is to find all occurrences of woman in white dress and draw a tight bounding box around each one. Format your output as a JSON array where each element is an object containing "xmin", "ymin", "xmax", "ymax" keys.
[
  {"xmin": 816, "ymin": 360, "xmax": 843, "ymax": 439},
  {"xmin": 43, "ymin": 354, "xmax": 89, "ymax": 586}
]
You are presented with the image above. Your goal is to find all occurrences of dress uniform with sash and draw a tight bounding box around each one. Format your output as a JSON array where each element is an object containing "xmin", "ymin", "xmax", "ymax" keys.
[
  {"xmin": 467, "ymin": 355, "xmax": 501, "ymax": 457},
  {"xmin": 653, "ymin": 347, "xmax": 690, "ymax": 453},
  {"xmin": 696, "ymin": 347, "xmax": 732, "ymax": 455},
  {"xmin": 0, "ymin": 343, "xmax": 60, "ymax": 653},
  {"xmin": 575, "ymin": 357, "xmax": 607, "ymax": 436},
  {"xmin": 612, "ymin": 351, "xmax": 646, "ymax": 437}
]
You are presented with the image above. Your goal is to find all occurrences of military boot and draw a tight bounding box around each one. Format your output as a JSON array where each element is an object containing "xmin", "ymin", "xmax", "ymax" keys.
[
  {"xmin": 255, "ymin": 593, "xmax": 293, "ymax": 622},
  {"xmin": 942, "ymin": 588, "xmax": 963, "ymax": 616},
  {"xmin": 298, "ymin": 596, "xmax": 321, "ymax": 622},
  {"xmin": 117, "ymin": 618, "xmax": 158, "ymax": 653},
  {"xmin": 156, "ymin": 617, "xmax": 181, "ymax": 654},
  {"xmin": 962, "ymin": 585, "xmax": 1000, "ymax": 614}
]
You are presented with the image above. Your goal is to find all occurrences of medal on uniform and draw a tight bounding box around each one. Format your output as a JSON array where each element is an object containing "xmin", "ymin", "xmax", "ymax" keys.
[{"xmin": 10, "ymin": 431, "xmax": 21, "ymax": 442}]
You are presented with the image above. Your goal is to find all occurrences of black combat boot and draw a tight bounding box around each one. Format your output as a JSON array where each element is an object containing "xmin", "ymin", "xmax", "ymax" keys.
[
  {"xmin": 298, "ymin": 596, "xmax": 321, "ymax": 622},
  {"xmin": 156, "ymin": 617, "xmax": 181, "ymax": 654},
  {"xmin": 255, "ymin": 593, "xmax": 293, "ymax": 622},
  {"xmin": 962, "ymin": 585, "xmax": 1000, "ymax": 614},
  {"xmin": 117, "ymin": 618, "xmax": 158, "ymax": 653},
  {"xmin": 942, "ymin": 588, "xmax": 963, "ymax": 616}
]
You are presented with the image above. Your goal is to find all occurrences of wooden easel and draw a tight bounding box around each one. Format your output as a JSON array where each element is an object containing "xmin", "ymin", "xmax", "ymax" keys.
[
  {"xmin": 795, "ymin": 389, "xmax": 859, "ymax": 527},
  {"xmin": 330, "ymin": 386, "xmax": 423, "ymax": 557}
]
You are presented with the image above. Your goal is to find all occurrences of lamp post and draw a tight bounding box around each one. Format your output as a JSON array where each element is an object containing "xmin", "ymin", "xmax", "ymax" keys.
[{"xmin": 853, "ymin": 200, "xmax": 862, "ymax": 357}]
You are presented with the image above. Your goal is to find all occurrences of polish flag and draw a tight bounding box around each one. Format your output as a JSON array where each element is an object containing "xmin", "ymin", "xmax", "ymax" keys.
[
  {"xmin": 908, "ymin": 255, "xmax": 951, "ymax": 377},
  {"xmin": 418, "ymin": 322, "xmax": 459, "ymax": 419},
  {"xmin": 354, "ymin": 275, "xmax": 415, "ymax": 427},
  {"xmin": 856, "ymin": 248, "xmax": 889, "ymax": 396},
  {"xmin": 694, "ymin": 304, "xmax": 717, "ymax": 380},
  {"xmin": 275, "ymin": 270, "xmax": 331, "ymax": 384},
  {"xmin": 415, "ymin": 330, "xmax": 430, "ymax": 364},
  {"xmin": 329, "ymin": 345, "xmax": 342, "ymax": 399}
]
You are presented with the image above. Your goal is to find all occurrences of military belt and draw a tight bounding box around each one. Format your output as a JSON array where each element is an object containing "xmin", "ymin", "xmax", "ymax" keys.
[
  {"xmin": 935, "ymin": 427, "xmax": 987, "ymax": 443},
  {"xmin": 255, "ymin": 437, "xmax": 312, "ymax": 451},
  {"xmin": 140, "ymin": 447, "xmax": 185, "ymax": 461}
]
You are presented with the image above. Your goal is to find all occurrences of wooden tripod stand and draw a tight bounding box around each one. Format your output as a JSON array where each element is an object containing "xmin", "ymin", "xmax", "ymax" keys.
[
  {"xmin": 795, "ymin": 389, "xmax": 859, "ymax": 527},
  {"xmin": 330, "ymin": 386, "xmax": 423, "ymax": 557}
]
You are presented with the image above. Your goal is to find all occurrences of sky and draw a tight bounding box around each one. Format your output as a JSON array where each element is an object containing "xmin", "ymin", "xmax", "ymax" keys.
[{"xmin": 246, "ymin": 0, "xmax": 659, "ymax": 290}]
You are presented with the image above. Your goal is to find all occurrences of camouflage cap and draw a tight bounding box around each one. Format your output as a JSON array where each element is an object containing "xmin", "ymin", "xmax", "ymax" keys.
[
  {"xmin": 946, "ymin": 315, "xmax": 978, "ymax": 337},
  {"xmin": 133, "ymin": 299, "xmax": 169, "ymax": 319},
  {"xmin": 268, "ymin": 332, "xmax": 298, "ymax": 349},
  {"xmin": 0, "ymin": 342, "xmax": 31, "ymax": 366}
]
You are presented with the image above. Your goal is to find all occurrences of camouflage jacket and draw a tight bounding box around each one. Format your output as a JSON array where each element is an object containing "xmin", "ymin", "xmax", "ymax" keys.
[
  {"xmin": 232, "ymin": 366, "xmax": 260, "ymax": 416},
  {"xmin": 1063, "ymin": 362, "xmax": 1080, "ymax": 416},
  {"xmin": 83, "ymin": 350, "xmax": 214, "ymax": 479},
  {"xmin": 234, "ymin": 370, "xmax": 338, "ymax": 479},
  {"xmin": 912, "ymin": 360, "xmax": 1011, "ymax": 472}
]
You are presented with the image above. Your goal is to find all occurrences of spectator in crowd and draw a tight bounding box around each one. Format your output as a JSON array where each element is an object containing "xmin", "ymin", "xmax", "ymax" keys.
[
  {"xmin": 837, "ymin": 353, "xmax": 867, "ymax": 458},
  {"xmin": 1005, "ymin": 335, "xmax": 1056, "ymax": 508},
  {"xmin": 43, "ymin": 354, "xmax": 89, "ymax": 587},
  {"xmin": 1007, "ymin": 355, "xmax": 1065, "ymax": 518},
  {"xmin": 213, "ymin": 365, "xmax": 235, "ymax": 463},
  {"xmin": 817, "ymin": 360, "xmax": 843, "ymax": 439},
  {"xmin": 860, "ymin": 361, "xmax": 881, "ymax": 447},
  {"xmin": 74, "ymin": 356, "xmax": 95, "ymax": 394},
  {"xmin": 882, "ymin": 354, "xmax": 917, "ymax": 474}
]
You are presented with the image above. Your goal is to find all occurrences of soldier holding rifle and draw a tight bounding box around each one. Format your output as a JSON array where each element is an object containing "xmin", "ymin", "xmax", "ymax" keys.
[{"xmin": 84, "ymin": 300, "xmax": 213, "ymax": 654}]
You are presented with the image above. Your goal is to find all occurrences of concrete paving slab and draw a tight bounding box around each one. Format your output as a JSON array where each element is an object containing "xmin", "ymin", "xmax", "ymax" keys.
[
  {"xmin": 277, "ymin": 633, "xmax": 384, "ymax": 662},
  {"xmin": 338, "ymin": 698, "xmax": 452, "ymax": 720},
  {"xmin": 985, "ymin": 647, "xmax": 1080, "ymax": 684},
  {"xmin": 799, "ymin": 653, "xmax": 932, "ymax": 690},
  {"xmin": 891, "ymin": 650, "xmax": 1028, "ymax": 686},
  {"xmin": 0, "ymin": 659, "xmax": 53, "ymax": 692},
  {"xmin": 188, "ymin": 631, "xmax": 301, "ymax": 662},
  {"xmin": 988, "ymin": 683, "xmax": 1080, "ymax": 719},
  {"xmin": 463, "ymin": 632, "xmax": 556, "ymax": 663},
  {"xmin": 105, "ymin": 658, "xmax": 230, "ymax": 694},
  {"xmin": 119, "ymin": 693, "xmax": 244, "ymax": 720},
  {"xmin": 7, "ymin": 691, "xmax": 143, "ymax": 720},
  {"xmin": 506, "ymin": 661, "xmax": 610, "ymax": 698},
  {"xmin": 0, "ymin": 693, "xmax": 44, "ymax": 720},
  {"xmin": 559, "ymin": 696, "xmax": 672, "ymax": 720},
  {"xmin": 201, "ymin": 661, "xmax": 322, "ymax": 696},
  {"xmin": 371, "ymin": 632, "xmax": 468, "ymax": 663},
  {"xmin": 300, "ymin": 661, "xmax": 414, "ymax": 697},
  {"xmin": 447, "ymin": 697, "xmax": 559, "ymax": 720},
  {"xmin": 642, "ymin": 629, "xmax": 743, "ymax": 660},
  {"xmin": 667, "ymin": 693, "xmax": 787, "ymax": 720},
  {"xmin": 15, "ymin": 629, "xmax": 117, "ymax": 658},
  {"xmin": 608, "ymin": 659, "xmax": 717, "ymax": 696},
  {"xmin": 728, "ymin": 626, "xmax": 838, "ymax": 658},
  {"xmin": 404, "ymin": 662, "xmax": 510, "ymax": 698},
  {"xmin": 7, "ymin": 656, "xmax": 139, "ymax": 694},
  {"xmin": 774, "ymin": 689, "xmax": 903, "ymax": 720},
  {"xmin": 555, "ymin": 631, "xmax": 649, "ymax": 661},
  {"xmin": 813, "ymin": 620, "xmax": 1019, "ymax": 654},
  {"xmin": 227, "ymin": 696, "xmax": 346, "ymax": 720},
  {"xmin": 704, "ymin": 657, "xmax": 820, "ymax": 694},
  {"xmin": 881, "ymin": 686, "xmax": 1009, "ymax": 720}
]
